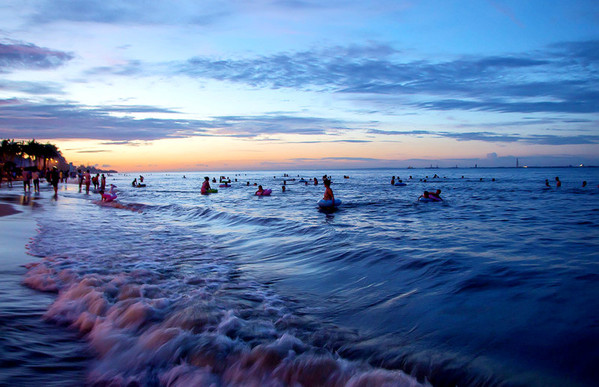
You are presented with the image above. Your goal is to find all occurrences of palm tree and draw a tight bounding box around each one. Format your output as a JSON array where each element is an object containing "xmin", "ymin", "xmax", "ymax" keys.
[
  {"xmin": 0, "ymin": 139, "xmax": 20, "ymax": 164},
  {"xmin": 41, "ymin": 143, "xmax": 60, "ymax": 171}
]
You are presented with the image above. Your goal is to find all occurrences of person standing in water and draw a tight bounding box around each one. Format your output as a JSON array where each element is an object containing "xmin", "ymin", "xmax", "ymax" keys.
[
  {"xmin": 555, "ymin": 176, "xmax": 561, "ymax": 187},
  {"xmin": 201, "ymin": 177, "xmax": 211, "ymax": 194},
  {"xmin": 32, "ymin": 169, "xmax": 40, "ymax": 193},
  {"xmin": 50, "ymin": 167, "xmax": 60, "ymax": 197},
  {"xmin": 77, "ymin": 169, "xmax": 83, "ymax": 192},
  {"xmin": 84, "ymin": 170, "xmax": 91, "ymax": 194}
]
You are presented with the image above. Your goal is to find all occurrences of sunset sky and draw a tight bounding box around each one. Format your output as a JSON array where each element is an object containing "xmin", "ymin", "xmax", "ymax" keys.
[{"xmin": 1, "ymin": 0, "xmax": 598, "ymax": 171}]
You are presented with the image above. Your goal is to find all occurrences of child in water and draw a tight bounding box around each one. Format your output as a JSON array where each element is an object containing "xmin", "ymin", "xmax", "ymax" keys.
[{"xmin": 323, "ymin": 179, "xmax": 334, "ymax": 204}]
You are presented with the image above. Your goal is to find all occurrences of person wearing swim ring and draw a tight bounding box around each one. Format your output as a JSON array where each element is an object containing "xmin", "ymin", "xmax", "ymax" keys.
[
  {"xmin": 430, "ymin": 189, "xmax": 443, "ymax": 201},
  {"xmin": 323, "ymin": 179, "xmax": 335, "ymax": 206},
  {"xmin": 419, "ymin": 191, "xmax": 430, "ymax": 200},
  {"xmin": 201, "ymin": 176, "xmax": 211, "ymax": 194},
  {"xmin": 256, "ymin": 185, "xmax": 264, "ymax": 195}
]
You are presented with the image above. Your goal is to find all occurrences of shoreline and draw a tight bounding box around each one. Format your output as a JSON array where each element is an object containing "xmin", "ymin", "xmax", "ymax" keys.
[{"xmin": 0, "ymin": 188, "xmax": 90, "ymax": 385}]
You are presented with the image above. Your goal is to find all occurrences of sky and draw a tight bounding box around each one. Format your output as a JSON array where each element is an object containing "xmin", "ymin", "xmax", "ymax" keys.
[{"xmin": 0, "ymin": 0, "xmax": 598, "ymax": 171}]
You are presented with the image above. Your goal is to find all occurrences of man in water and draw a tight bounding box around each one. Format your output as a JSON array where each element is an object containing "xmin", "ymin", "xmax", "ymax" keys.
[{"xmin": 84, "ymin": 170, "xmax": 91, "ymax": 194}]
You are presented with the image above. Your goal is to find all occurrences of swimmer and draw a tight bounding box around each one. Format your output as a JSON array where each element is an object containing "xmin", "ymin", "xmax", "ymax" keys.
[
  {"xmin": 132, "ymin": 178, "xmax": 138, "ymax": 187},
  {"xmin": 555, "ymin": 176, "xmax": 561, "ymax": 187},
  {"xmin": 256, "ymin": 185, "xmax": 264, "ymax": 195},
  {"xmin": 419, "ymin": 191, "xmax": 430, "ymax": 200},
  {"xmin": 391, "ymin": 176, "xmax": 395, "ymax": 185},
  {"xmin": 545, "ymin": 179, "xmax": 550, "ymax": 187},
  {"xmin": 201, "ymin": 176, "xmax": 211, "ymax": 195},
  {"xmin": 313, "ymin": 177, "xmax": 318, "ymax": 185},
  {"xmin": 582, "ymin": 181, "xmax": 587, "ymax": 187},
  {"xmin": 282, "ymin": 185, "xmax": 286, "ymax": 192}
]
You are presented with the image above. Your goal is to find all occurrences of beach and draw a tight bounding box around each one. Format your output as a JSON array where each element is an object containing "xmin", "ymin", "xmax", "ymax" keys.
[
  {"xmin": 1, "ymin": 168, "xmax": 598, "ymax": 386},
  {"xmin": 0, "ymin": 191, "xmax": 89, "ymax": 386},
  {"xmin": 0, "ymin": 202, "xmax": 21, "ymax": 217}
]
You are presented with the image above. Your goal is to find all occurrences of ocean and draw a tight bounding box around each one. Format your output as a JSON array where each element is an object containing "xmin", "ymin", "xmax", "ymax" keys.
[{"xmin": 1, "ymin": 167, "xmax": 598, "ymax": 386}]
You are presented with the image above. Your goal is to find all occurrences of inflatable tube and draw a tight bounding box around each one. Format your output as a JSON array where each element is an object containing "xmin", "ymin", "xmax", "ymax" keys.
[
  {"xmin": 318, "ymin": 199, "xmax": 342, "ymax": 208},
  {"xmin": 201, "ymin": 188, "xmax": 218, "ymax": 195},
  {"xmin": 136, "ymin": 184, "xmax": 146, "ymax": 188},
  {"xmin": 102, "ymin": 193, "xmax": 117, "ymax": 202},
  {"xmin": 394, "ymin": 183, "xmax": 407, "ymax": 186},
  {"xmin": 418, "ymin": 196, "xmax": 441, "ymax": 202},
  {"xmin": 219, "ymin": 184, "xmax": 231, "ymax": 188},
  {"xmin": 255, "ymin": 189, "xmax": 272, "ymax": 196}
]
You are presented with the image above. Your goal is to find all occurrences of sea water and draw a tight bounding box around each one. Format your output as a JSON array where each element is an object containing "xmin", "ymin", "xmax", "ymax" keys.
[{"xmin": 2, "ymin": 167, "xmax": 598, "ymax": 386}]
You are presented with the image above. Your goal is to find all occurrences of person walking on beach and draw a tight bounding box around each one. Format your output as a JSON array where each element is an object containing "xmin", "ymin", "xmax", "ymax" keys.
[
  {"xmin": 63, "ymin": 169, "xmax": 69, "ymax": 184},
  {"xmin": 84, "ymin": 170, "xmax": 91, "ymax": 194},
  {"xmin": 6, "ymin": 169, "xmax": 13, "ymax": 188},
  {"xmin": 77, "ymin": 169, "xmax": 83, "ymax": 192},
  {"xmin": 22, "ymin": 169, "xmax": 32, "ymax": 193},
  {"xmin": 50, "ymin": 167, "xmax": 60, "ymax": 197},
  {"xmin": 32, "ymin": 169, "xmax": 40, "ymax": 193}
]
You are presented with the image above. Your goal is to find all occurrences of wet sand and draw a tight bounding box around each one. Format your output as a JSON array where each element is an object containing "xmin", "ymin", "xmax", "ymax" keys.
[{"xmin": 0, "ymin": 203, "xmax": 21, "ymax": 217}]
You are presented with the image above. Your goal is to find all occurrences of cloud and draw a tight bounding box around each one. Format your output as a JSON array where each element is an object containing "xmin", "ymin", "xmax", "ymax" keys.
[
  {"xmin": 0, "ymin": 99, "xmax": 209, "ymax": 141},
  {"xmin": 0, "ymin": 80, "xmax": 65, "ymax": 95},
  {"xmin": 0, "ymin": 99, "xmax": 355, "ymax": 141},
  {"xmin": 173, "ymin": 40, "xmax": 598, "ymax": 114},
  {"xmin": 30, "ymin": 0, "xmax": 233, "ymax": 25},
  {"xmin": 0, "ymin": 41, "xmax": 73, "ymax": 72},
  {"xmin": 368, "ymin": 129, "xmax": 599, "ymax": 145}
]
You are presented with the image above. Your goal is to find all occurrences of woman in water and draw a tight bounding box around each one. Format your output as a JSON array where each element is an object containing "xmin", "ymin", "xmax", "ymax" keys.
[
  {"xmin": 323, "ymin": 179, "xmax": 335, "ymax": 205},
  {"xmin": 255, "ymin": 185, "xmax": 264, "ymax": 195},
  {"xmin": 201, "ymin": 177, "xmax": 211, "ymax": 194}
]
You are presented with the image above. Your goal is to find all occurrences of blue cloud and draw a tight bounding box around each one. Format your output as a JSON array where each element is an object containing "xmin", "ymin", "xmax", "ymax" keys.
[
  {"xmin": 173, "ymin": 40, "xmax": 598, "ymax": 114},
  {"xmin": 368, "ymin": 129, "xmax": 599, "ymax": 145},
  {"xmin": 30, "ymin": 0, "xmax": 233, "ymax": 25},
  {"xmin": 0, "ymin": 99, "xmax": 354, "ymax": 141},
  {"xmin": 0, "ymin": 80, "xmax": 65, "ymax": 95},
  {"xmin": 0, "ymin": 41, "xmax": 73, "ymax": 72}
]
